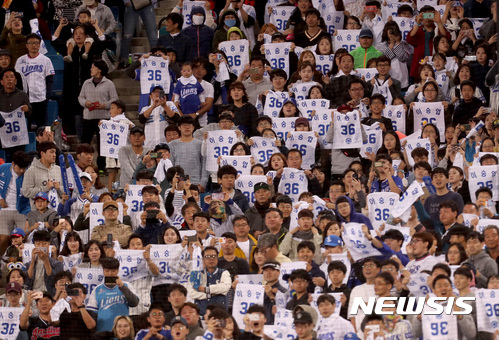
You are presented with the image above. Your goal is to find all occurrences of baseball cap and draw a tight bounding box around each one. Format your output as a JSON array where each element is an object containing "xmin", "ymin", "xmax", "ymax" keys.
[
  {"xmin": 113, "ymin": 189, "xmax": 126, "ymax": 200},
  {"xmin": 130, "ymin": 126, "xmax": 145, "ymax": 135},
  {"xmin": 344, "ymin": 333, "xmax": 360, "ymax": 340},
  {"xmin": 254, "ymin": 182, "xmax": 270, "ymax": 193},
  {"xmin": 337, "ymin": 105, "xmax": 353, "ymax": 112},
  {"xmin": 295, "ymin": 117, "xmax": 309, "ymax": 128},
  {"xmin": 294, "ymin": 305, "xmax": 318, "ymax": 326},
  {"xmin": 293, "ymin": 311, "xmax": 313, "ymax": 324},
  {"xmin": 262, "ymin": 260, "xmax": 281, "ymax": 271},
  {"xmin": 6, "ymin": 282, "xmax": 21, "ymax": 294},
  {"xmin": 0, "ymin": 49, "xmax": 12, "ymax": 57},
  {"xmin": 324, "ymin": 235, "xmax": 343, "ymax": 247},
  {"xmin": 150, "ymin": 85, "xmax": 164, "ymax": 94},
  {"xmin": 154, "ymin": 143, "xmax": 170, "ymax": 153},
  {"xmin": 103, "ymin": 201, "xmax": 119, "ymax": 210},
  {"xmin": 79, "ymin": 172, "xmax": 92, "ymax": 182},
  {"xmin": 11, "ymin": 228, "xmax": 25, "ymax": 238},
  {"xmin": 34, "ymin": 192, "xmax": 49, "ymax": 201},
  {"xmin": 283, "ymin": 97, "xmax": 297, "ymax": 106},
  {"xmin": 359, "ymin": 28, "xmax": 374, "ymax": 38},
  {"xmin": 171, "ymin": 316, "xmax": 188, "ymax": 327},
  {"xmin": 257, "ymin": 233, "xmax": 277, "ymax": 249}
]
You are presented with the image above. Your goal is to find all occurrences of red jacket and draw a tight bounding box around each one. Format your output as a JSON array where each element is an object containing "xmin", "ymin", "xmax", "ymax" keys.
[{"xmin": 406, "ymin": 25, "xmax": 450, "ymax": 78}]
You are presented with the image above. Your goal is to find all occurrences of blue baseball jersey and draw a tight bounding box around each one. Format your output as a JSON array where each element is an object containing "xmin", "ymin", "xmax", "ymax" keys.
[
  {"xmin": 173, "ymin": 80, "xmax": 204, "ymax": 114},
  {"xmin": 87, "ymin": 283, "xmax": 135, "ymax": 332}
]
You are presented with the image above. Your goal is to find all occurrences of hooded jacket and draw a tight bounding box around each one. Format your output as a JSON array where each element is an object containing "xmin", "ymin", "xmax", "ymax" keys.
[
  {"xmin": 21, "ymin": 157, "xmax": 64, "ymax": 208},
  {"xmin": 334, "ymin": 195, "xmax": 374, "ymax": 230},
  {"xmin": 0, "ymin": 163, "xmax": 30, "ymax": 214},
  {"xmin": 212, "ymin": 9, "xmax": 245, "ymax": 52},
  {"xmin": 182, "ymin": 6, "xmax": 214, "ymax": 60}
]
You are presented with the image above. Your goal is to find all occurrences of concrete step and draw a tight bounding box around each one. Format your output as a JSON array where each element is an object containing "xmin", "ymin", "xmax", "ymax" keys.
[
  {"xmin": 111, "ymin": 77, "xmax": 139, "ymax": 88},
  {"xmin": 131, "ymin": 45, "xmax": 150, "ymax": 54},
  {"xmin": 121, "ymin": 95, "xmax": 141, "ymax": 104},
  {"xmin": 117, "ymin": 87, "xmax": 141, "ymax": 96}
]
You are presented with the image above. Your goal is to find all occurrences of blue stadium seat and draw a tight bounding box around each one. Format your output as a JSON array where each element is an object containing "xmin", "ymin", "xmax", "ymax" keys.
[
  {"xmin": 0, "ymin": 150, "xmax": 5, "ymax": 161},
  {"xmin": 25, "ymin": 132, "xmax": 36, "ymax": 153},
  {"xmin": 47, "ymin": 100, "xmax": 59, "ymax": 125}
]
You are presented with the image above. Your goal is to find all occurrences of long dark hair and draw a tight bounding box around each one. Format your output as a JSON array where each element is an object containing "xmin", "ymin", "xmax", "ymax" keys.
[
  {"xmin": 421, "ymin": 123, "xmax": 441, "ymax": 146},
  {"xmin": 160, "ymin": 226, "xmax": 182, "ymax": 244},
  {"xmin": 377, "ymin": 130, "xmax": 402, "ymax": 155},
  {"xmin": 59, "ymin": 231, "xmax": 84, "ymax": 256},
  {"xmin": 381, "ymin": 21, "xmax": 402, "ymax": 42},
  {"xmin": 82, "ymin": 240, "xmax": 106, "ymax": 263},
  {"xmin": 453, "ymin": 64, "xmax": 471, "ymax": 85},
  {"xmin": 445, "ymin": 243, "xmax": 468, "ymax": 264}
]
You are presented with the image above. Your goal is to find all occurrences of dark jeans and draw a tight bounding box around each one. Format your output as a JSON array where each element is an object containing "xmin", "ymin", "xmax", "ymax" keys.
[{"xmin": 31, "ymin": 100, "xmax": 47, "ymax": 129}]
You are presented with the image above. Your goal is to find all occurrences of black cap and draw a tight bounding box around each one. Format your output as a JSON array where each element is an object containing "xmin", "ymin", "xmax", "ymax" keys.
[
  {"xmin": 150, "ymin": 85, "xmax": 163, "ymax": 94},
  {"xmin": 154, "ymin": 143, "xmax": 170, "ymax": 152},
  {"xmin": 0, "ymin": 49, "xmax": 12, "ymax": 57},
  {"xmin": 294, "ymin": 311, "xmax": 313, "ymax": 324},
  {"xmin": 130, "ymin": 126, "xmax": 145, "ymax": 135}
]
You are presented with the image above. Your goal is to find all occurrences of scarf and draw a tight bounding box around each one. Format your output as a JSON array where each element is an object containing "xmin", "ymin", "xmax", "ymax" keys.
[
  {"xmin": 293, "ymin": 230, "xmax": 313, "ymax": 240},
  {"xmin": 383, "ymin": 314, "xmax": 402, "ymax": 332},
  {"xmin": 254, "ymin": 201, "xmax": 270, "ymax": 218},
  {"xmin": 179, "ymin": 75, "xmax": 197, "ymax": 85}
]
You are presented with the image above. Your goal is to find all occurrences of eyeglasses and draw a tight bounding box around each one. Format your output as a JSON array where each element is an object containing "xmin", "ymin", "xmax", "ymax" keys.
[
  {"xmin": 27, "ymin": 41, "xmax": 40, "ymax": 45},
  {"xmin": 151, "ymin": 312, "xmax": 165, "ymax": 317},
  {"xmin": 259, "ymin": 247, "xmax": 270, "ymax": 254},
  {"xmin": 382, "ymin": 268, "xmax": 395, "ymax": 272},
  {"xmin": 204, "ymin": 255, "xmax": 217, "ymax": 259},
  {"xmin": 350, "ymin": 87, "xmax": 364, "ymax": 92},
  {"xmin": 362, "ymin": 264, "xmax": 377, "ymax": 269},
  {"xmin": 104, "ymin": 207, "xmax": 118, "ymax": 212},
  {"xmin": 410, "ymin": 239, "xmax": 423, "ymax": 244}
]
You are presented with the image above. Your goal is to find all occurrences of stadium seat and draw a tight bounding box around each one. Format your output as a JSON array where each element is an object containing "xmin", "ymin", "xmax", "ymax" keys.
[
  {"xmin": 25, "ymin": 132, "xmax": 36, "ymax": 153},
  {"xmin": 0, "ymin": 150, "xmax": 5, "ymax": 161},
  {"xmin": 47, "ymin": 100, "xmax": 59, "ymax": 125}
]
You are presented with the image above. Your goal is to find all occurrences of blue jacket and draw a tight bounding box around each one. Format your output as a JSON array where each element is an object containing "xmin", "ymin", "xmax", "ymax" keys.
[
  {"xmin": 0, "ymin": 163, "xmax": 30, "ymax": 214},
  {"xmin": 335, "ymin": 195, "xmax": 374, "ymax": 230},
  {"xmin": 182, "ymin": 6, "xmax": 214, "ymax": 60}
]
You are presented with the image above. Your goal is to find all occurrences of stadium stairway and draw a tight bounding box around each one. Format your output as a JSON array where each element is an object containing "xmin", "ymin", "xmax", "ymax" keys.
[{"xmin": 109, "ymin": 0, "xmax": 175, "ymax": 128}]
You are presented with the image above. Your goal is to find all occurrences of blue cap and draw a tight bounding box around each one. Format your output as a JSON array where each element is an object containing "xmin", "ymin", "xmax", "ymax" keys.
[
  {"xmin": 34, "ymin": 192, "xmax": 49, "ymax": 201},
  {"xmin": 11, "ymin": 228, "xmax": 25, "ymax": 237},
  {"xmin": 344, "ymin": 333, "xmax": 360, "ymax": 340},
  {"xmin": 359, "ymin": 28, "xmax": 373, "ymax": 38},
  {"xmin": 283, "ymin": 97, "xmax": 297, "ymax": 106},
  {"xmin": 324, "ymin": 235, "xmax": 343, "ymax": 247}
]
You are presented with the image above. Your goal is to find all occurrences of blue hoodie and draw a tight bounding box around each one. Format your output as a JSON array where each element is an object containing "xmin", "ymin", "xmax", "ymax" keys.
[
  {"xmin": 334, "ymin": 195, "xmax": 374, "ymax": 230},
  {"xmin": 0, "ymin": 163, "xmax": 30, "ymax": 214},
  {"xmin": 182, "ymin": 6, "xmax": 215, "ymax": 60}
]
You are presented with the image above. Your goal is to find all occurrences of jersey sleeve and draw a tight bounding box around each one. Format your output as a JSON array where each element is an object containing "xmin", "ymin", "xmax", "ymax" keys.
[
  {"xmin": 46, "ymin": 58, "xmax": 55, "ymax": 76},
  {"xmin": 196, "ymin": 82, "xmax": 205, "ymax": 94},
  {"xmin": 86, "ymin": 287, "xmax": 98, "ymax": 312}
]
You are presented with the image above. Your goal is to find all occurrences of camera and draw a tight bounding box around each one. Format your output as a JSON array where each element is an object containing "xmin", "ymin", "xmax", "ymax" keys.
[
  {"xmin": 66, "ymin": 289, "xmax": 80, "ymax": 297},
  {"xmin": 422, "ymin": 12, "xmax": 434, "ymax": 19},
  {"xmin": 150, "ymin": 152, "xmax": 163, "ymax": 159}
]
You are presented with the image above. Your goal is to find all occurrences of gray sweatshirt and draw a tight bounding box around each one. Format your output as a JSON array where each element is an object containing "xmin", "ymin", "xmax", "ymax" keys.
[
  {"xmin": 118, "ymin": 145, "xmax": 153, "ymax": 189},
  {"xmin": 169, "ymin": 138, "xmax": 208, "ymax": 187},
  {"xmin": 78, "ymin": 76, "xmax": 119, "ymax": 120},
  {"xmin": 22, "ymin": 158, "xmax": 64, "ymax": 208}
]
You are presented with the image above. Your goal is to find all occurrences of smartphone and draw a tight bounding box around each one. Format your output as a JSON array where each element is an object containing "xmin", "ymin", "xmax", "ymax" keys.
[
  {"xmin": 217, "ymin": 319, "xmax": 227, "ymax": 328},
  {"xmin": 460, "ymin": 124, "xmax": 471, "ymax": 131},
  {"xmin": 105, "ymin": 276, "xmax": 117, "ymax": 284},
  {"xmin": 218, "ymin": 237, "xmax": 226, "ymax": 244},
  {"xmin": 249, "ymin": 68, "xmax": 260, "ymax": 75},
  {"xmin": 32, "ymin": 291, "xmax": 43, "ymax": 300},
  {"xmin": 374, "ymin": 162, "xmax": 384, "ymax": 168},
  {"xmin": 16, "ymin": 12, "xmax": 24, "ymax": 18},
  {"xmin": 146, "ymin": 209, "xmax": 159, "ymax": 219},
  {"xmin": 248, "ymin": 314, "xmax": 260, "ymax": 321},
  {"xmin": 365, "ymin": 5, "xmax": 377, "ymax": 11},
  {"xmin": 452, "ymin": 1, "xmax": 462, "ymax": 6},
  {"xmin": 66, "ymin": 288, "xmax": 80, "ymax": 297},
  {"xmin": 365, "ymin": 324, "xmax": 380, "ymax": 333},
  {"xmin": 452, "ymin": 144, "xmax": 460, "ymax": 151},
  {"xmin": 107, "ymin": 233, "xmax": 113, "ymax": 245},
  {"xmin": 59, "ymin": 218, "xmax": 65, "ymax": 225},
  {"xmin": 422, "ymin": 12, "xmax": 434, "ymax": 19},
  {"xmin": 216, "ymin": 53, "xmax": 223, "ymax": 61},
  {"xmin": 45, "ymin": 126, "xmax": 51, "ymax": 133},
  {"xmin": 352, "ymin": 172, "xmax": 359, "ymax": 180},
  {"xmin": 187, "ymin": 235, "xmax": 198, "ymax": 243},
  {"xmin": 179, "ymin": 174, "xmax": 190, "ymax": 181},
  {"xmin": 212, "ymin": 193, "xmax": 225, "ymax": 200},
  {"xmin": 150, "ymin": 152, "xmax": 163, "ymax": 159},
  {"xmin": 38, "ymin": 247, "xmax": 48, "ymax": 254},
  {"xmin": 158, "ymin": 90, "xmax": 166, "ymax": 100},
  {"xmin": 464, "ymin": 55, "xmax": 477, "ymax": 62},
  {"xmin": 482, "ymin": 107, "xmax": 492, "ymax": 114}
]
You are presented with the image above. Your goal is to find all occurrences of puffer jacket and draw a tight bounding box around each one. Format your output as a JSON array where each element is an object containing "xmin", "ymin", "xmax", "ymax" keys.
[
  {"xmin": 21, "ymin": 157, "xmax": 64, "ymax": 208},
  {"xmin": 182, "ymin": 6, "xmax": 214, "ymax": 60}
]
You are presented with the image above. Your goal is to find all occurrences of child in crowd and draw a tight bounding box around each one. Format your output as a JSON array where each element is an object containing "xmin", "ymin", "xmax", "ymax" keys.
[{"xmin": 173, "ymin": 62, "xmax": 206, "ymax": 117}]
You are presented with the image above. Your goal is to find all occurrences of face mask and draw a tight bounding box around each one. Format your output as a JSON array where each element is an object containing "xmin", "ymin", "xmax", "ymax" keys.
[
  {"xmin": 225, "ymin": 19, "xmax": 237, "ymax": 28},
  {"xmin": 211, "ymin": 206, "xmax": 226, "ymax": 219},
  {"xmin": 192, "ymin": 15, "xmax": 204, "ymax": 25}
]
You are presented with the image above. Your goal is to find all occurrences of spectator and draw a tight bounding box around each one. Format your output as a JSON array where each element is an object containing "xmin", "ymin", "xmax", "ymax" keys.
[
  {"xmin": 15, "ymin": 33, "xmax": 54, "ymax": 129},
  {"xmin": 465, "ymin": 231, "xmax": 499, "ymax": 288},
  {"xmin": 118, "ymin": 126, "xmax": 153, "ymax": 188},
  {"xmin": 25, "ymin": 230, "xmax": 64, "ymax": 297},
  {"xmin": 78, "ymin": 59, "xmax": 118, "ymax": 154},
  {"xmin": 20, "ymin": 291, "xmax": 60, "ymax": 339},
  {"xmin": 294, "ymin": 9, "xmax": 329, "ymax": 48},
  {"xmin": 87, "ymin": 257, "xmax": 139, "ymax": 332},
  {"xmin": 187, "ymin": 246, "xmax": 231, "ymax": 315},
  {"xmin": 183, "ymin": 6, "xmax": 215, "ymax": 60},
  {"xmin": 239, "ymin": 56, "xmax": 272, "ymax": 107},
  {"xmin": 163, "ymin": 284, "xmax": 187, "ymax": 325},
  {"xmin": 0, "ymin": 150, "xmax": 31, "ymax": 253},
  {"xmin": 244, "ymin": 182, "xmax": 272, "ymax": 235},
  {"xmin": 0, "ymin": 12, "xmax": 27, "ymax": 63},
  {"xmin": 75, "ymin": 0, "xmax": 117, "ymax": 36},
  {"xmin": 212, "ymin": 9, "xmax": 243, "ymax": 52},
  {"xmin": 157, "ymin": 13, "xmax": 192, "ymax": 64},
  {"xmin": 231, "ymin": 215, "xmax": 257, "ymax": 262},
  {"xmin": 285, "ymin": 269, "xmax": 311, "ymax": 310},
  {"xmin": 217, "ymin": 231, "xmax": 250, "ymax": 275},
  {"xmin": 350, "ymin": 28, "xmax": 383, "ymax": 69},
  {"xmin": 135, "ymin": 304, "xmax": 170, "ymax": 340},
  {"xmin": 348, "ymin": 257, "xmax": 379, "ymax": 331},
  {"xmin": 180, "ymin": 302, "xmax": 205, "ymax": 340},
  {"xmin": 221, "ymin": 0, "xmax": 257, "ymax": 48},
  {"xmin": 257, "ymin": 233, "xmax": 291, "ymax": 264},
  {"xmin": 90, "ymin": 200, "xmax": 133, "ymax": 248},
  {"xmin": 119, "ymin": 0, "xmax": 158, "ymax": 68},
  {"xmin": 280, "ymin": 209, "xmax": 322, "ymax": 262}
]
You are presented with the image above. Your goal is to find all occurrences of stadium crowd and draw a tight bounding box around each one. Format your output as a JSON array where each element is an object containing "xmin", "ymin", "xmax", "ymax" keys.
[{"xmin": 0, "ymin": 0, "xmax": 498, "ymax": 338}]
